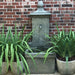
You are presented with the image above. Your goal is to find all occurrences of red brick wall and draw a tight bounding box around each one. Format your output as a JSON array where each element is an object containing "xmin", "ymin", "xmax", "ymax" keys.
[{"xmin": 0, "ymin": 0, "xmax": 74, "ymax": 35}]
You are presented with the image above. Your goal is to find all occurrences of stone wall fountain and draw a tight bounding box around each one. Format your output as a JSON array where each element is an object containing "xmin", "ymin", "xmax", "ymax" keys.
[
  {"xmin": 29, "ymin": 0, "xmax": 51, "ymax": 48},
  {"xmin": 25, "ymin": 1, "xmax": 55, "ymax": 74}
]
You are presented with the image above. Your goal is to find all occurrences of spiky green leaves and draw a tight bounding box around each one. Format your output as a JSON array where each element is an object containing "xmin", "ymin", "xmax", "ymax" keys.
[
  {"xmin": 9, "ymin": 25, "xmax": 33, "ymax": 75},
  {"xmin": 0, "ymin": 25, "xmax": 11, "ymax": 74},
  {"xmin": 0, "ymin": 24, "xmax": 33, "ymax": 75},
  {"xmin": 45, "ymin": 25, "xmax": 75, "ymax": 62}
]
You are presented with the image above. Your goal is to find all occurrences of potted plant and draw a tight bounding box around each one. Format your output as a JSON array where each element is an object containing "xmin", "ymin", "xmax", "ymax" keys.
[
  {"xmin": 8, "ymin": 25, "xmax": 34, "ymax": 75},
  {"xmin": 55, "ymin": 30, "xmax": 75, "ymax": 75},
  {"xmin": 0, "ymin": 24, "xmax": 34, "ymax": 75},
  {"xmin": 45, "ymin": 26, "xmax": 75, "ymax": 75}
]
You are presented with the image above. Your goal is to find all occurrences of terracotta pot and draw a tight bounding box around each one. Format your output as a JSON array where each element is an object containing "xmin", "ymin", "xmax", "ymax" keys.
[{"xmin": 56, "ymin": 58, "xmax": 75, "ymax": 75}]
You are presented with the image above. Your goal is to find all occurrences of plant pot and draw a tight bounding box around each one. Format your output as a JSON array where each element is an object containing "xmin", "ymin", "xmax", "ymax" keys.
[
  {"xmin": 25, "ymin": 52, "xmax": 55, "ymax": 74},
  {"xmin": 1, "ymin": 62, "xmax": 8, "ymax": 75},
  {"xmin": 56, "ymin": 58, "xmax": 75, "ymax": 75},
  {"xmin": 10, "ymin": 61, "xmax": 24, "ymax": 75}
]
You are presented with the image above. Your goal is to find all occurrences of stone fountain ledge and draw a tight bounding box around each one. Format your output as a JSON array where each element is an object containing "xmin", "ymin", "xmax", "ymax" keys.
[{"xmin": 5, "ymin": 72, "xmax": 75, "ymax": 75}]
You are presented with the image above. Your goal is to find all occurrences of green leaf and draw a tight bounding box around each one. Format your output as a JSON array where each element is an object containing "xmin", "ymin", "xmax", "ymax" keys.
[
  {"xmin": 17, "ymin": 45, "xmax": 24, "ymax": 52},
  {"xmin": 9, "ymin": 28, "xmax": 14, "ymax": 42},
  {"xmin": 10, "ymin": 44, "xmax": 14, "ymax": 71},
  {"xmin": 19, "ymin": 53, "xmax": 30, "ymax": 75},
  {"xmin": 15, "ymin": 51, "xmax": 23, "ymax": 75},
  {"xmin": 5, "ymin": 44, "xmax": 9, "ymax": 71},
  {"xmin": 25, "ymin": 31, "xmax": 32, "ymax": 42},
  {"xmin": 25, "ymin": 52, "xmax": 36, "ymax": 67},
  {"xmin": 22, "ymin": 31, "xmax": 32, "ymax": 44},
  {"xmin": 66, "ymin": 56, "xmax": 68, "ymax": 70},
  {"xmin": 44, "ymin": 47, "xmax": 54, "ymax": 63},
  {"xmin": 5, "ymin": 27, "xmax": 10, "ymax": 42},
  {"xmin": 2, "ymin": 46, "xmax": 4, "ymax": 52},
  {"xmin": 18, "ymin": 31, "xmax": 22, "ymax": 38},
  {"xmin": 15, "ymin": 45, "xmax": 17, "ymax": 51},
  {"xmin": 0, "ymin": 52, "xmax": 4, "ymax": 74},
  {"xmin": 24, "ymin": 41, "xmax": 33, "ymax": 52},
  {"xmin": 20, "ymin": 57, "xmax": 27, "ymax": 75}
]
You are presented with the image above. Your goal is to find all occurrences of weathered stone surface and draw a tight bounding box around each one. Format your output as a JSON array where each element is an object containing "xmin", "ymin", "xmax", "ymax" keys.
[
  {"xmin": 1, "ymin": 62, "xmax": 8, "ymax": 75},
  {"xmin": 29, "ymin": 1, "xmax": 51, "ymax": 47},
  {"xmin": 31, "ymin": 16, "xmax": 50, "ymax": 47},
  {"xmin": 57, "ymin": 58, "xmax": 75, "ymax": 75},
  {"xmin": 10, "ymin": 61, "xmax": 24, "ymax": 75},
  {"xmin": 25, "ymin": 52, "xmax": 55, "ymax": 74}
]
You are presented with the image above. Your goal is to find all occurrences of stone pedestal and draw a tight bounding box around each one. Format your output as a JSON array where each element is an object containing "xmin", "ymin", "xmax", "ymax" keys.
[{"xmin": 29, "ymin": 1, "xmax": 51, "ymax": 47}]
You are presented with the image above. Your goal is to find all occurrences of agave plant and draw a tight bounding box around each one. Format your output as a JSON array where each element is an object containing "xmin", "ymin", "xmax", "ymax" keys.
[{"xmin": 44, "ymin": 25, "xmax": 75, "ymax": 62}]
